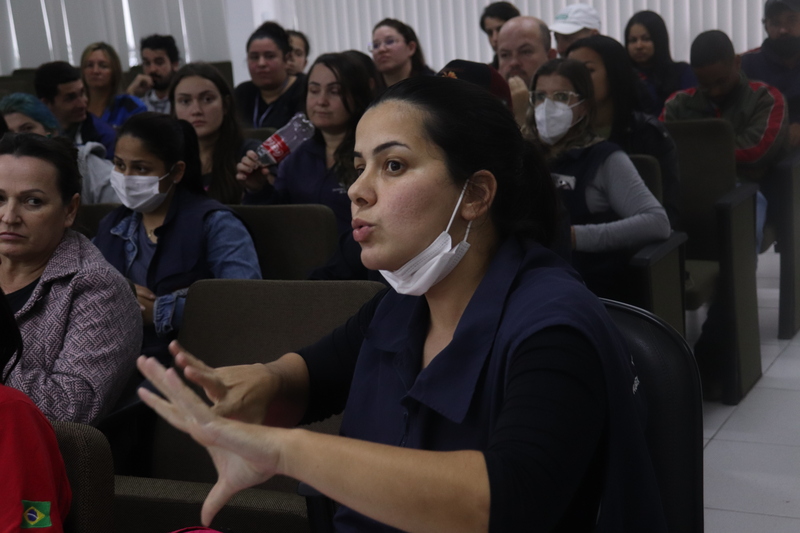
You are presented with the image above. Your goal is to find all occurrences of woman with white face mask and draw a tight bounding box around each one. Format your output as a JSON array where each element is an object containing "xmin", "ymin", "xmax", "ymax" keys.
[
  {"xmin": 134, "ymin": 77, "xmax": 666, "ymax": 532},
  {"xmin": 92, "ymin": 113, "xmax": 260, "ymax": 364},
  {"xmin": 530, "ymin": 58, "xmax": 670, "ymax": 300}
]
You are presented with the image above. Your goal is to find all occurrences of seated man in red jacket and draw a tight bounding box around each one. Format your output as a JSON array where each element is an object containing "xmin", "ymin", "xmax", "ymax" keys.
[{"xmin": 662, "ymin": 29, "xmax": 789, "ymax": 251}]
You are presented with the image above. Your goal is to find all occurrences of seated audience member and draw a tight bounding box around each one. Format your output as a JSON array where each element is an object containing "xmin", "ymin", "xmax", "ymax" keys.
[
  {"xmin": 567, "ymin": 35, "xmax": 680, "ymax": 227},
  {"xmin": 234, "ymin": 21, "xmax": 304, "ymax": 129},
  {"xmin": 93, "ymin": 113, "xmax": 260, "ymax": 363},
  {"xmin": 662, "ymin": 30, "xmax": 788, "ymax": 249},
  {"xmin": 238, "ymin": 53, "xmax": 373, "ymax": 234},
  {"xmin": 625, "ymin": 10, "xmax": 697, "ymax": 113},
  {"xmin": 286, "ymin": 30, "xmax": 310, "ymax": 76},
  {"xmin": 0, "ymin": 133, "xmax": 141, "ymax": 424},
  {"xmin": 0, "ymin": 93, "xmax": 118, "ymax": 205},
  {"xmin": 0, "ymin": 289, "xmax": 71, "ymax": 531},
  {"xmin": 136, "ymin": 76, "xmax": 667, "ymax": 532},
  {"xmin": 171, "ymin": 63, "xmax": 260, "ymax": 204},
  {"xmin": 742, "ymin": 0, "xmax": 800, "ymax": 148},
  {"xmin": 34, "ymin": 61, "xmax": 116, "ymax": 159},
  {"xmin": 126, "ymin": 34, "xmax": 181, "ymax": 114},
  {"xmin": 531, "ymin": 58, "xmax": 670, "ymax": 299},
  {"xmin": 370, "ymin": 18, "xmax": 435, "ymax": 87},
  {"xmin": 479, "ymin": 1, "xmax": 521, "ymax": 69},
  {"xmin": 497, "ymin": 16, "xmax": 557, "ymax": 126},
  {"xmin": 550, "ymin": 3, "xmax": 602, "ymax": 57},
  {"xmin": 81, "ymin": 42, "xmax": 147, "ymax": 129}
]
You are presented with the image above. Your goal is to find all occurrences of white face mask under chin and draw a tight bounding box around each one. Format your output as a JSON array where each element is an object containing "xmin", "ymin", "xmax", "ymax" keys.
[
  {"xmin": 380, "ymin": 182, "xmax": 473, "ymax": 296},
  {"xmin": 534, "ymin": 98, "xmax": 584, "ymax": 145},
  {"xmin": 110, "ymin": 169, "xmax": 173, "ymax": 213}
]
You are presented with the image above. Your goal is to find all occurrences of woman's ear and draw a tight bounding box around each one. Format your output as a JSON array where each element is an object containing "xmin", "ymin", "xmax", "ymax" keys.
[
  {"xmin": 462, "ymin": 170, "xmax": 497, "ymax": 221},
  {"xmin": 171, "ymin": 161, "xmax": 187, "ymax": 184},
  {"xmin": 64, "ymin": 193, "xmax": 80, "ymax": 228}
]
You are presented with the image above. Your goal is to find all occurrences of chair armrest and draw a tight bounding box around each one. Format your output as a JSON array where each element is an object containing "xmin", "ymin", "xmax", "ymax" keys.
[
  {"xmin": 630, "ymin": 231, "xmax": 687, "ymax": 267},
  {"xmin": 715, "ymin": 182, "xmax": 758, "ymax": 210}
]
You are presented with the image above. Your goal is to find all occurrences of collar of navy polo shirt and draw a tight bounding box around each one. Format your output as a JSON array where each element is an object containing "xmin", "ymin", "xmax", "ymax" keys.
[{"xmin": 368, "ymin": 237, "xmax": 524, "ymax": 424}]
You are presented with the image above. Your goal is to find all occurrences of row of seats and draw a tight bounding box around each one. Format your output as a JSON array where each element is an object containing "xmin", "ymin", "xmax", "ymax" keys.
[{"xmin": 627, "ymin": 118, "xmax": 800, "ymax": 405}]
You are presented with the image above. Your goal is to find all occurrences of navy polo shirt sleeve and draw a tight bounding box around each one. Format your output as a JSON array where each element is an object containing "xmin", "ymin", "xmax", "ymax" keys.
[
  {"xmin": 485, "ymin": 326, "xmax": 607, "ymax": 532},
  {"xmin": 298, "ymin": 288, "xmax": 390, "ymax": 424}
]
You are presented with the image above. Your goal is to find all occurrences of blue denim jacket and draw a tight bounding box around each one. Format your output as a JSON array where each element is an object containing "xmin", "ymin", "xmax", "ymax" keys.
[{"xmin": 97, "ymin": 209, "xmax": 261, "ymax": 336}]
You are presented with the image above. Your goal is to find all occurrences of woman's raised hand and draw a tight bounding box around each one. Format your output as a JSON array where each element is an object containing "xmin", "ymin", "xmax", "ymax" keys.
[
  {"xmin": 136, "ymin": 354, "xmax": 287, "ymax": 526},
  {"xmin": 168, "ymin": 340, "xmax": 280, "ymax": 424},
  {"xmin": 236, "ymin": 150, "xmax": 274, "ymax": 192}
]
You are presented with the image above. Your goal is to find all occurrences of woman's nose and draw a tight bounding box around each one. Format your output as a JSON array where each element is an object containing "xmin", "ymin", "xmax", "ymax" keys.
[{"xmin": 0, "ymin": 202, "xmax": 20, "ymax": 224}]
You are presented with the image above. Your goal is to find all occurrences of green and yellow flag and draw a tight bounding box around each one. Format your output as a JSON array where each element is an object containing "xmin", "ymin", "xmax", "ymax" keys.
[{"xmin": 21, "ymin": 501, "xmax": 52, "ymax": 529}]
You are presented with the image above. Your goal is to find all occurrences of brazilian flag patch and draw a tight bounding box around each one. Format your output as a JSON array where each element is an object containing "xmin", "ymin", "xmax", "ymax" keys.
[{"xmin": 21, "ymin": 501, "xmax": 52, "ymax": 529}]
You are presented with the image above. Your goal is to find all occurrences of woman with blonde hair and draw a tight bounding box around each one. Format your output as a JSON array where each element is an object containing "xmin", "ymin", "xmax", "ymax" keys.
[{"xmin": 81, "ymin": 42, "xmax": 146, "ymax": 128}]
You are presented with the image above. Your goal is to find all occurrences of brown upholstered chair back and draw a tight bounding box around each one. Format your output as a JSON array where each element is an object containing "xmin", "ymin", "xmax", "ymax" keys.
[{"xmin": 51, "ymin": 420, "xmax": 115, "ymax": 533}]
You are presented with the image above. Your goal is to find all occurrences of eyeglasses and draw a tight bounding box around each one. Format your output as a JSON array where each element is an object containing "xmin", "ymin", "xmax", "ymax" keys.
[
  {"xmin": 530, "ymin": 90, "xmax": 581, "ymax": 106},
  {"xmin": 368, "ymin": 37, "xmax": 403, "ymax": 52}
]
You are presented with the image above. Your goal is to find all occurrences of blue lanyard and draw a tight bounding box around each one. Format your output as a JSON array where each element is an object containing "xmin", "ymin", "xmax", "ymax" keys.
[{"xmin": 253, "ymin": 94, "xmax": 273, "ymax": 128}]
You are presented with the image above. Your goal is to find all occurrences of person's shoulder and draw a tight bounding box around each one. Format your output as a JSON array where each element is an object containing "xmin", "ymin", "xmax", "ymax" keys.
[
  {"xmin": 234, "ymin": 80, "xmax": 258, "ymax": 97},
  {"xmin": 115, "ymin": 93, "xmax": 146, "ymax": 112},
  {"xmin": 61, "ymin": 231, "xmax": 133, "ymax": 288},
  {"xmin": 504, "ymin": 243, "xmax": 609, "ymax": 327},
  {"xmin": 87, "ymin": 113, "xmax": 116, "ymax": 137},
  {"xmin": 0, "ymin": 384, "xmax": 39, "ymax": 411}
]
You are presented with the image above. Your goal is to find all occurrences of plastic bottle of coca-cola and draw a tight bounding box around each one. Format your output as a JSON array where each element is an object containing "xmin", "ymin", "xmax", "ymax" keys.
[{"xmin": 256, "ymin": 113, "xmax": 315, "ymax": 166}]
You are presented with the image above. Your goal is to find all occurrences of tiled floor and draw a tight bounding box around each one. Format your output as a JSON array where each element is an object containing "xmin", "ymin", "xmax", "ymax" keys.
[{"xmin": 700, "ymin": 248, "xmax": 800, "ymax": 531}]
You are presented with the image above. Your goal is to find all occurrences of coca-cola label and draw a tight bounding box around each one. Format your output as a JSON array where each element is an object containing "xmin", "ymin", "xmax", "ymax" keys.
[{"xmin": 262, "ymin": 135, "xmax": 290, "ymax": 163}]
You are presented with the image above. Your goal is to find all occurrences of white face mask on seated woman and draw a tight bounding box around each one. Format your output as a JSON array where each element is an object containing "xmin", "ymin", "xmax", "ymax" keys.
[
  {"xmin": 534, "ymin": 98, "xmax": 585, "ymax": 145},
  {"xmin": 380, "ymin": 181, "xmax": 472, "ymax": 296},
  {"xmin": 110, "ymin": 169, "xmax": 174, "ymax": 213}
]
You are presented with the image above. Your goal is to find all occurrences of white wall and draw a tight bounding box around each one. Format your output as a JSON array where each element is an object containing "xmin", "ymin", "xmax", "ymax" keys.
[
  {"xmin": 274, "ymin": 0, "xmax": 769, "ymax": 73},
  {"xmin": 0, "ymin": 0, "xmax": 771, "ymax": 87}
]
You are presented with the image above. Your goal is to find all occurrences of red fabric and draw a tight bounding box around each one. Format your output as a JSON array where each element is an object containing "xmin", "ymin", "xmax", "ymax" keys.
[
  {"xmin": 0, "ymin": 385, "xmax": 71, "ymax": 532},
  {"xmin": 736, "ymin": 81, "xmax": 786, "ymax": 163}
]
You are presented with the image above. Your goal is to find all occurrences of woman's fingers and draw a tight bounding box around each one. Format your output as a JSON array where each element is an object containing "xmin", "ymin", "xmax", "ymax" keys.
[
  {"xmin": 137, "ymin": 356, "xmax": 213, "ymax": 426},
  {"xmin": 134, "ymin": 284, "xmax": 156, "ymax": 300},
  {"xmin": 170, "ymin": 341, "xmax": 230, "ymax": 403}
]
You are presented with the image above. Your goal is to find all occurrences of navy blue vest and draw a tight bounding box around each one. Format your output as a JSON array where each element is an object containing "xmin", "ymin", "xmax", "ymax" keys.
[
  {"xmin": 552, "ymin": 142, "xmax": 634, "ymax": 300},
  {"xmin": 94, "ymin": 187, "xmax": 234, "ymax": 297},
  {"xmin": 334, "ymin": 238, "xmax": 666, "ymax": 532}
]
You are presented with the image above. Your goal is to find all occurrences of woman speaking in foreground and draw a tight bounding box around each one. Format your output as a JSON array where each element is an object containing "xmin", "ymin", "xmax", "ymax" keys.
[{"xmin": 136, "ymin": 77, "xmax": 667, "ymax": 532}]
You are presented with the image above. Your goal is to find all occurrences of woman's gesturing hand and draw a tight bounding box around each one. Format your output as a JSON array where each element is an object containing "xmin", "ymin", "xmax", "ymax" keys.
[
  {"xmin": 136, "ymin": 354, "xmax": 288, "ymax": 526},
  {"xmin": 168, "ymin": 340, "xmax": 280, "ymax": 425}
]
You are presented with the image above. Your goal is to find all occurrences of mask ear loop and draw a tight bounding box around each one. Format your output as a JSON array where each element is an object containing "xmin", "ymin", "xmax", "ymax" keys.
[{"xmin": 445, "ymin": 180, "xmax": 473, "ymax": 241}]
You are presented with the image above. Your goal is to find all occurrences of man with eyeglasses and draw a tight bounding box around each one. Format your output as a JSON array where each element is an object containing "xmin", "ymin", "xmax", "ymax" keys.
[
  {"xmin": 743, "ymin": 0, "xmax": 800, "ymax": 147},
  {"xmin": 497, "ymin": 16, "xmax": 557, "ymax": 127}
]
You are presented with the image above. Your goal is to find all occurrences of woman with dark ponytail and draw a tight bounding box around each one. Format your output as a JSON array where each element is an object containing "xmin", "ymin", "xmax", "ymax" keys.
[
  {"xmin": 135, "ymin": 77, "xmax": 666, "ymax": 532},
  {"xmin": 93, "ymin": 112, "xmax": 261, "ymax": 363}
]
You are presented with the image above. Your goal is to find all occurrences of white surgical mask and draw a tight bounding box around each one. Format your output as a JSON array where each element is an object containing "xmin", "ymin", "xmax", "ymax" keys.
[
  {"xmin": 110, "ymin": 169, "xmax": 173, "ymax": 213},
  {"xmin": 380, "ymin": 182, "xmax": 473, "ymax": 296},
  {"xmin": 534, "ymin": 98, "xmax": 584, "ymax": 145}
]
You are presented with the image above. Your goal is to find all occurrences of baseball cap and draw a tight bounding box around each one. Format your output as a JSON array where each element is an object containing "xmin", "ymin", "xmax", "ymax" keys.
[
  {"xmin": 550, "ymin": 4, "xmax": 602, "ymax": 35},
  {"xmin": 765, "ymin": 0, "xmax": 800, "ymax": 17},
  {"xmin": 438, "ymin": 60, "xmax": 513, "ymax": 110}
]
